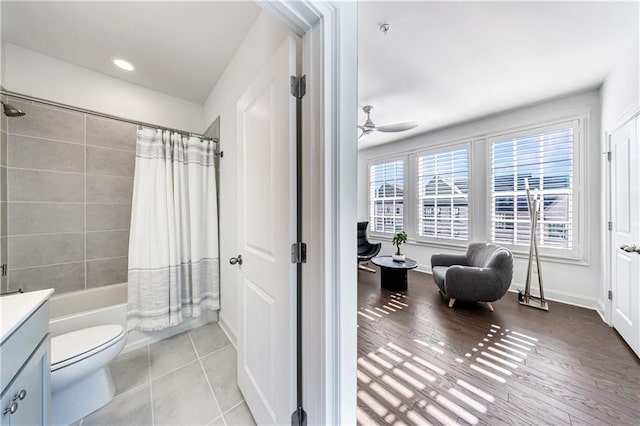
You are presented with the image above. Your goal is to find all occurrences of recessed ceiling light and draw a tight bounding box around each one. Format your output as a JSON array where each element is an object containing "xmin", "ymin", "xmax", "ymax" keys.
[{"xmin": 112, "ymin": 58, "xmax": 135, "ymax": 71}]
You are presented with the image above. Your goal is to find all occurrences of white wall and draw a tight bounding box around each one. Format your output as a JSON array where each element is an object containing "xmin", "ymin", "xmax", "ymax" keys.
[
  {"xmin": 358, "ymin": 90, "xmax": 602, "ymax": 309},
  {"xmin": 601, "ymin": 38, "xmax": 640, "ymax": 131},
  {"xmin": 2, "ymin": 44, "xmax": 205, "ymax": 133},
  {"xmin": 202, "ymin": 10, "xmax": 295, "ymax": 344},
  {"xmin": 600, "ymin": 36, "xmax": 640, "ymax": 319}
]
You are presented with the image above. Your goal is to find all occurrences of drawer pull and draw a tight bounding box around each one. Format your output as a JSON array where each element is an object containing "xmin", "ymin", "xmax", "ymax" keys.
[{"xmin": 3, "ymin": 401, "xmax": 18, "ymax": 415}]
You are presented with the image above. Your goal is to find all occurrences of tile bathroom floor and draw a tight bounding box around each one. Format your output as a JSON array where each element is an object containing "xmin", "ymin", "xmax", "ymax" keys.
[{"xmin": 76, "ymin": 323, "xmax": 256, "ymax": 426}]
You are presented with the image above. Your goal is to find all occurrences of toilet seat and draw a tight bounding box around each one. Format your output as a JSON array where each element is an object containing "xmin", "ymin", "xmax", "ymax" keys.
[{"xmin": 51, "ymin": 325, "xmax": 125, "ymax": 371}]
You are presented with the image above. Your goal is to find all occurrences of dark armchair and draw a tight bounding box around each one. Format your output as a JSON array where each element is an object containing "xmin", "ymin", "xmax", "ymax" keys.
[
  {"xmin": 431, "ymin": 242, "xmax": 513, "ymax": 311},
  {"xmin": 358, "ymin": 222, "xmax": 381, "ymax": 273}
]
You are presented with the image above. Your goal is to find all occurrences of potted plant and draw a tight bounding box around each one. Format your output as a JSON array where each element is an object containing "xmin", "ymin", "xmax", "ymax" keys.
[{"xmin": 391, "ymin": 231, "xmax": 408, "ymax": 262}]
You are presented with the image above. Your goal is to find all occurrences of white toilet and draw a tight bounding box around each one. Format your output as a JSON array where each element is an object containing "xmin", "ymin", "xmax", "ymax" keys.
[{"xmin": 50, "ymin": 324, "xmax": 127, "ymax": 425}]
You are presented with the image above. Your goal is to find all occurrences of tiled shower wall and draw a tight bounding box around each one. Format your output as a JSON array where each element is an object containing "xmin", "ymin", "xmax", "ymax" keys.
[
  {"xmin": 2, "ymin": 99, "xmax": 136, "ymax": 295},
  {"xmin": 1, "ymin": 100, "xmax": 7, "ymax": 293}
]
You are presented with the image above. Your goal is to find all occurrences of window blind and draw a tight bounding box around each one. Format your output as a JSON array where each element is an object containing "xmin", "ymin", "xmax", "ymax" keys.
[
  {"xmin": 416, "ymin": 148, "xmax": 469, "ymax": 240},
  {"xmin": 369, "ymin": 159, "xmax": 404, "ymax": 233},
  {"xmin": 490, "ymin": 125, "xmax": 574, "ymax": 249}
]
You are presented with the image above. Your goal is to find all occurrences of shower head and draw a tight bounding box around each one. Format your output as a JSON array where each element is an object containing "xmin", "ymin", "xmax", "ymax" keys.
[{"xmin": 1, "ymin": 102, "xmax": 25, "ymax": 117}]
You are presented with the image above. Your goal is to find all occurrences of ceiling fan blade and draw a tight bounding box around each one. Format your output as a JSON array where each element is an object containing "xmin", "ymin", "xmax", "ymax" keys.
[
  {"xmin": 358, "ymin": 129, "xmax": 373, "ymax": 140},
  {"xmin": 375, "ymin": 121, "xmax": 419, "ymax": 133}
]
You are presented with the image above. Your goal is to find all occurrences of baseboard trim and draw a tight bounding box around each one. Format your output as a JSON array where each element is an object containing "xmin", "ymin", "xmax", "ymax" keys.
[
  {"xmin": 218, "ymin": 313, "xmax": 237, "ymax": 349},
  {"xmin": 595, "ymin": 299, "xmax": 609, "ymax": 325},
  {"xmin": 506, "ymin": 283, "xmax": 599, "ymax": 311},
  {"xmin": 416, "ymin": 264, "xmax": 432, "ymax": 274},
  {"xmin": 414, "ymin": 268, "xmax": 602, "ymax": 314},
  {"xmin": 123, "ymin": 310, "xmax": 219, "ymax": 353}
]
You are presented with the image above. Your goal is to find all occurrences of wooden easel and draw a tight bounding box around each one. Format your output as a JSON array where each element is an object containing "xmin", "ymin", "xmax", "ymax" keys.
[{"xmin": 519, "ymin": 178, "xmax": 549, "ymax": 311}]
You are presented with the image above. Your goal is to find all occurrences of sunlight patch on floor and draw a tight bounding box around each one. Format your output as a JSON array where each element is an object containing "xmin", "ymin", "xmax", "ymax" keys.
[{"xmin": 357, "ymin": 323, "xmax": 540, "ymax": 425}]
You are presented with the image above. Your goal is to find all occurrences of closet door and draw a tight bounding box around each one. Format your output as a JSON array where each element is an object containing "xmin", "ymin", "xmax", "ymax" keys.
[
  {"xmin": 235, "ymin": 36, "xmax": 297, "ymax": 425},
  {"xmin": 610, "ymin": 115, "xmax": 640, "ymax": 357}
]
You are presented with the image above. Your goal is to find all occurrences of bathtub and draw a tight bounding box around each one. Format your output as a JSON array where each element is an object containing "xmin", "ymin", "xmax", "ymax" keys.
[
  {"xmin": 48, "ymin": 282, "xmax": 218, "ymax": 352},
  {"xmin": 49, "ymin": 283, "xmax": 128, "ymax": 337}
]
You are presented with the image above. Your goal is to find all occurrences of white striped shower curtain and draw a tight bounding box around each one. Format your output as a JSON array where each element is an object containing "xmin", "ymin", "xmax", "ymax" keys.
[{"xmin": 127, "ymin": 128, "xmax": 219, "ymax": 331}]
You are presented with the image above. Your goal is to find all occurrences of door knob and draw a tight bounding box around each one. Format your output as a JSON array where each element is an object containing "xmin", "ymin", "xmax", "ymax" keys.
[
  {"xmin": 620, "ymin": 244, "xmax": 640, "ymax": 254},
  {"xmin": 3, "ymin": 401, "xmax": 18, "ymax": 415},
  {"xmin": 229, "ymin": 255, "xmax": 243, "ymax": 265}
]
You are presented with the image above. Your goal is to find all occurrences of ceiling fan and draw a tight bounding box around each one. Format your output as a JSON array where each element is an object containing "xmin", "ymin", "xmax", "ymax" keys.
[{"xmin": 358, "ymin": 105, "xmax": 418, "ymax": 140}]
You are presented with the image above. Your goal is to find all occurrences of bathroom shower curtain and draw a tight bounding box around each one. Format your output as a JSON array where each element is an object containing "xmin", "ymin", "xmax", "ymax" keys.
[{"xmin": 127, "ymin": 128, "xmax": 219, "ymax": 331}]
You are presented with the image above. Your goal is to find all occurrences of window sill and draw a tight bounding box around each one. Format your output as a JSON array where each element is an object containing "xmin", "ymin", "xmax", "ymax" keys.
[
  {"xmin": 369, "ymin": 235, "xmax": 469, "ymax": 251},
  {"xmin": 508, "ymin": 249, "xmax": 589, "ymax": 266},
  {"xmin": 369, "ymin": 235, "xmax": 589, "ymax": 266}
]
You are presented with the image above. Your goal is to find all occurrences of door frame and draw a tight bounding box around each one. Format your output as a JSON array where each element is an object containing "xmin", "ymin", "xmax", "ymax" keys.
[
  {"xmin": 260, "ymin": 2, "xmax": 358, "ymax": 425},
  {"xmin": 604, "ymin": 101, "xmax": 640, "ymax": 325}
]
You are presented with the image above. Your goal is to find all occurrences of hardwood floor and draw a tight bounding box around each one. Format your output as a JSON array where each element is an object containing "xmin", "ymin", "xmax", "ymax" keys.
[{"xmin": 356, "ymin": 268, "xmax": 640, "ymax": 425}]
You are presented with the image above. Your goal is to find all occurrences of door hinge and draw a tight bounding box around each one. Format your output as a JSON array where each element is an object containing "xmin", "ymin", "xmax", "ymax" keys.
[
  {"xmin": 290, "ymin": 75, "xmax": 306, "ymax": 99},
  {"xmin": 291, "ymin": 407, "xmax": 307, "ymax": 426},
  {"xmin": 606, "ymin": 151, "xmax": 612, "ymax": 162},
  {"xmin": 0, "ymin": 264, "xmax": 6, "ymax": 277},
  {"xmin": 608, "ymin": 290, "xmax": 613, "ymax": 300},
  {"xmin": 608, "ymin": 221, "xmax": 613, "ymax": 231},
  {"xmin": 291, "ymin": 242, "xmax": 307, "ymax": 264}
]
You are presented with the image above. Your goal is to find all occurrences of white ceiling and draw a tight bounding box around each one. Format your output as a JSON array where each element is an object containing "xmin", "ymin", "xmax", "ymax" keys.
[
  {"xmin": 1, "ymin": 1, "xmax": 261, "ymax": 104},
  {"xmin": 358, "ymin": 1, "xmax": 640, "ymax": 148}
]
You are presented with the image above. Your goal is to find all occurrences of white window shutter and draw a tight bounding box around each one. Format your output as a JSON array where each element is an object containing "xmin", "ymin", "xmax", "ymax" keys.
[
  {"xmin": 490, "ymin": 125, "xmax": 574, "ymax": 250},
  {"xmin": 369, "ymin": 159, "xmax": 405, "ymax": 234},
  {"xmin": 416, "ymin": 148, "xmax": 470, "ymax": 240}
]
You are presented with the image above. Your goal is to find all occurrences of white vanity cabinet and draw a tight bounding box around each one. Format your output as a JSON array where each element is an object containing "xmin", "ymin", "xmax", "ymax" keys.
[{"xmin": 0, "ymin": 290, "xmax": 53, "ymax": 426}]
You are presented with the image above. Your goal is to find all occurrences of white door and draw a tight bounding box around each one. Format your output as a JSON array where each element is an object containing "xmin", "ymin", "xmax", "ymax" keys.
[
  {"xmin": 236, "ymin": 37, "xmax": 297, "ymax": 425},
  {"xmin": 610, "ymin": 116, "xmax": 640, "ymax": 357}
]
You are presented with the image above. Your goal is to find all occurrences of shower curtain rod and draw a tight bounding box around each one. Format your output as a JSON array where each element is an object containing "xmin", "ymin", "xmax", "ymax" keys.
[{"xmin": 0, "ymin": 90, "xmax": 219, "ymax": 143}]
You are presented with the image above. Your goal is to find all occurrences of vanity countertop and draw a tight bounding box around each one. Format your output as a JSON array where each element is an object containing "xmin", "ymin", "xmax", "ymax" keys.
[{"xmin": 1, "ymin": 289, "xmax": 54, "ymax": 344}]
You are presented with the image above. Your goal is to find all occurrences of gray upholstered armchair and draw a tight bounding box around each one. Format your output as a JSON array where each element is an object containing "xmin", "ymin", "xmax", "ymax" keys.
[{"xmin": 431, "ymin": 243, "xmax": 513, "ymax": 311}]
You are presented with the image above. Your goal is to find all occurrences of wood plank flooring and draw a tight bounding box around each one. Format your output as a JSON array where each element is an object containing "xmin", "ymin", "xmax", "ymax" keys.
[{"xmin": 357, "ymin": 268, "xmax": 640, "ymax": 425}]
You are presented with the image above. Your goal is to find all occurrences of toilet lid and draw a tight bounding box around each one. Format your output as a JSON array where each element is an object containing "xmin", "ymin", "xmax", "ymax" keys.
[{"xmin": 51, "ymin": 325, "xmax": 125, "ymax": 367}]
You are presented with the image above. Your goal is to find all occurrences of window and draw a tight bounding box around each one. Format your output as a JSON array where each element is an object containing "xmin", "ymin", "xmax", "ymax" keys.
[
  {"xmin": 416, "ymin": 147, "xmax": 469, "ymax": 240},
  {"xmin": 490, "ymin": 122, "xmax": 576, "ymax": 251},
  {"xmin": 369, "ymin": 159, "xmax": 404, "ymax": 233}
]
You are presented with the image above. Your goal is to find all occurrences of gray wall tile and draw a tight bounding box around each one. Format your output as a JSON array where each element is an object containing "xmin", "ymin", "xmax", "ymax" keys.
[
  {"xmin": 1, "ymin": 131, "xmax": 6, "ymax": 167},
  {"xmin": 87, "ymin": 204, "xmax": 131, "ymax": 231},
  {"xmin": 3, "ymin": 102, "xmax": 139, "ymax": 296},
  {"xmin": 1, "ymin": 167, "xmax": 6, "ymax": 202},
  {"xmin": 1, "ymin": 113, "xmax": 6, "ymax": 133},
  {"xmin": 8, "ymin": 262, "xmax": 84, "ymax": 294},
  {"xmin": 87, "ymin": 176, "xmax": 133, "ymax": 203},
  {"xmin": 8, "ymin": 233, "xmax": 84, "ymax": 269},
  {"xmin": 8, "ymin": 169, "xmax": 84, "ymax": 202},
  {"xmin": 87, "ymin": 257, "xmax": 127, "ymax": 288},
  {"xmin": 86, "ymin": 117, "xmax": 137, "ymax": 152},
  {"xmin": 1, "ymin": 202, "xmax": 6, "ymax": 237},
  {"xmin": 7, "ymin": 101, "xmax": 84, "ymax": 143},
  {"xmin": 87, "ymin": 231, "xmax": 129, "ymax": 260},
  {"xmin": 1, "ymin": 236, "xmax": 5, "ymax": 293},
  {"xmin": 1, "ymin": 236, "xmax": 6, "ymax": 263},
  {"xmin": 87, "ymin": 146, "xmax": 135, "ymax": 177},
  {"xmin": 8, "ymin": 203, "xmax": 84, "ymax": 235},
  {"xmin": 8, "ymin": 135, "xmax": 83, "ymax": 172}
]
